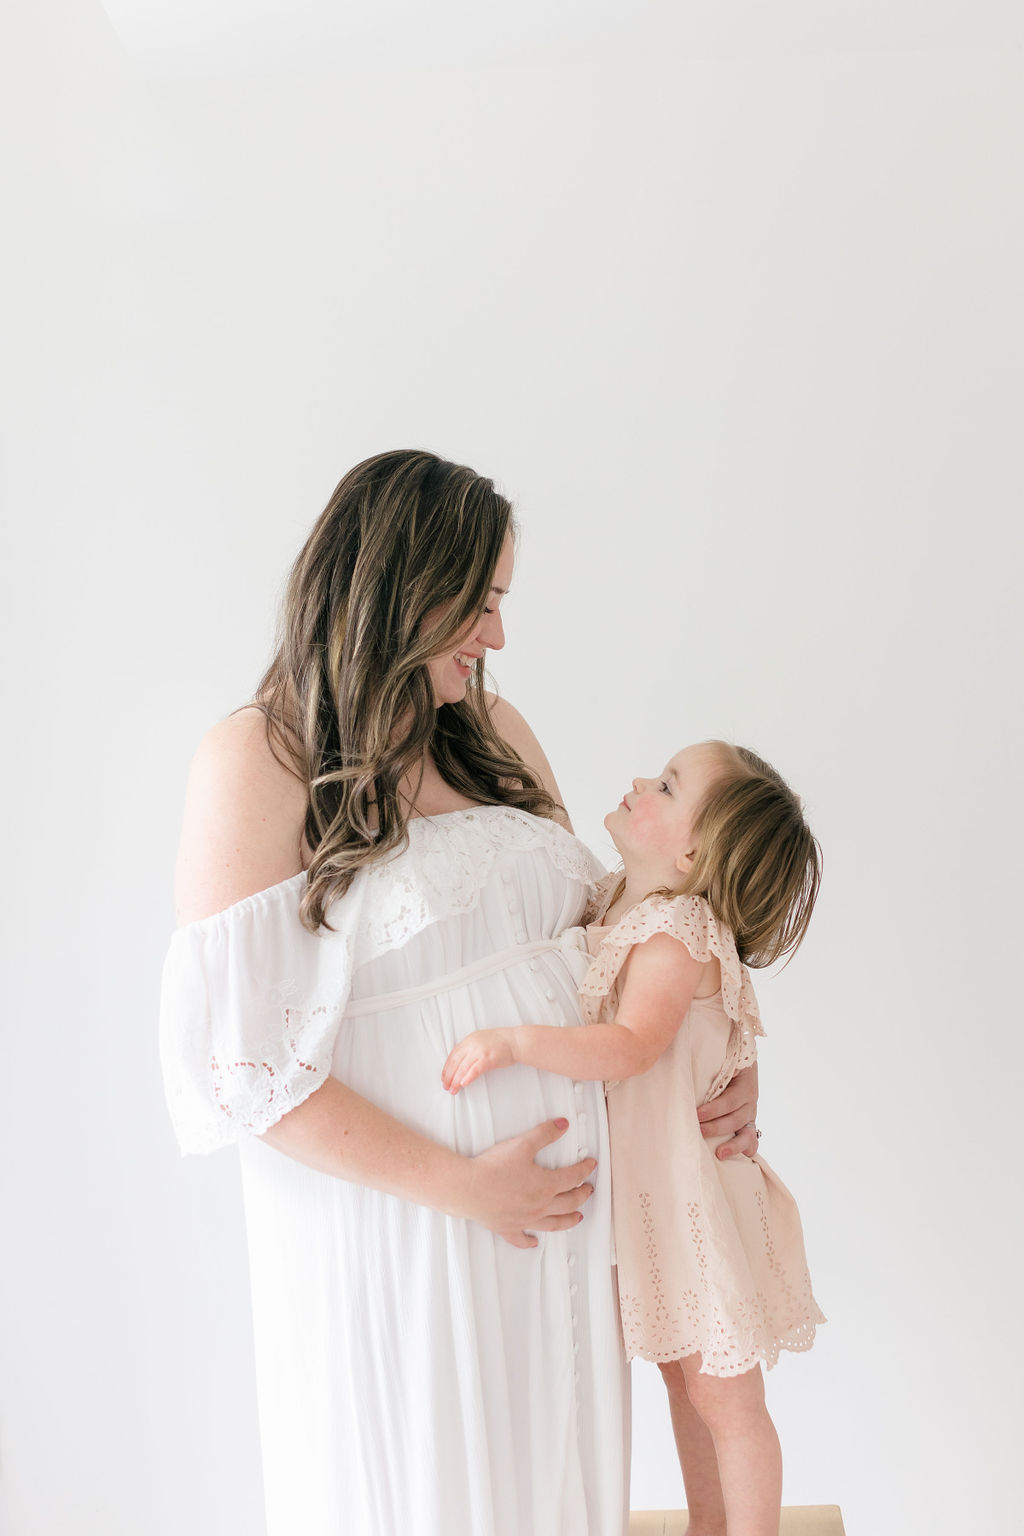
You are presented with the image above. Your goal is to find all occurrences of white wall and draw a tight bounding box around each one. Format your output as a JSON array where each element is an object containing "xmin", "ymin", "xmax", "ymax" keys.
[{"xmin": 3, "ymin": 3, "xmax": 1022, "ymax": 1532}]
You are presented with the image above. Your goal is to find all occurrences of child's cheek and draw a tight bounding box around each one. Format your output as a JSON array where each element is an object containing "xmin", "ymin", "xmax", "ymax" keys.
[{"xmin": 629, "ymin": 802, "xmax": 659, "ymax": 847}]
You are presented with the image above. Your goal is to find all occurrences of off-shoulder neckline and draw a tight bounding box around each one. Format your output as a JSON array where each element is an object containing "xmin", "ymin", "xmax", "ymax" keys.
[{"xmin": 171, "ymin": 804, "xmax": 582, "ymax": 935}]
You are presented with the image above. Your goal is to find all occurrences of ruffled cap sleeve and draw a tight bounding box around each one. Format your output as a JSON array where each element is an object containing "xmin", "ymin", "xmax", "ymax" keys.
[
  {"xmin": 580, "ymin": 892, "xmax": 765, "ymax": 1095},
  {"xmin": 159, "ymin": 872, "xmax": 365, "ymax": 1155}
]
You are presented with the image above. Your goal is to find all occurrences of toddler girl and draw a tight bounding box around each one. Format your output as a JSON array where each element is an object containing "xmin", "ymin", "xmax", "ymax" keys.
[{"xmin": 443, "ymin": 740, "xmax": 825, "ymax": 1536}]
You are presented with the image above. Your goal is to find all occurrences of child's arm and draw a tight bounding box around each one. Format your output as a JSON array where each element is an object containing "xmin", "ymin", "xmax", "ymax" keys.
[{"xmin": 442, "ymin": 933, "xmax": 706, "ymax": 1093}]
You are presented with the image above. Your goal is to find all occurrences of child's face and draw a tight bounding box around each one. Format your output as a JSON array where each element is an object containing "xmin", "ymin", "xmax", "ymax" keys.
[{"xmin": 605, "ymin": 743, "xmax": 725, "ymax": 884}]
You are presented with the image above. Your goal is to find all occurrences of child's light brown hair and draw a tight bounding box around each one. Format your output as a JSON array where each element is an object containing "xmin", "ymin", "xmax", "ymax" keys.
[{"xmin": 678, "ymin": 742, "xmax": 821, "ymax": 968}]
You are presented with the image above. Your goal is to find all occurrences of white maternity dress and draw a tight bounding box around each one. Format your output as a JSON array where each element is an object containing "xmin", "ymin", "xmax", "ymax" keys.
[{"xmin": 159, "ymin": 806, "xmax": 630, "ymax": 1536}]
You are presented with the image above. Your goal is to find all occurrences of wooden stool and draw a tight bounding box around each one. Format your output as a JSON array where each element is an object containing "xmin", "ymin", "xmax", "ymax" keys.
[{"xmin": 629, "ymin": 1508, "xmax": 846, "ymax": 1535}]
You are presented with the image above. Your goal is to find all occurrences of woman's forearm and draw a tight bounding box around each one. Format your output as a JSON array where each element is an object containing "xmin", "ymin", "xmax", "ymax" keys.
[
  {"xmin": 512, "ymin": 1022, "xmax": 653, "ymax": 1082},
  {"xmin": 258, "ymin": 1076, "xmax": 475, "ymax": 1215},
  {"xmin": 257, "ymin": 1075, "xmax": 597, "ymax": 1243}
]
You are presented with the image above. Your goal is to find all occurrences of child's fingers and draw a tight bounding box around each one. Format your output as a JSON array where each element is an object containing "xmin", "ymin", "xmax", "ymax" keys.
[{"xmin": 442, "ymin": 1047, "xmax": 468, "ymax": 1091}]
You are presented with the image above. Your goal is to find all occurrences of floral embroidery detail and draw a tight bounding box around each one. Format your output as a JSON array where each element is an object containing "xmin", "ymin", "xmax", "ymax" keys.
[
  {"xmin": 160, "ymin": 806, "xmax": 603, "ymax": 1154},
  {"xmin": 616, "ymin": 1187, "xmax": 824, "ymax": 1376},
  {"xmin": 362, "ymin": 808, "xmax": 601, "ymax": 955},
  {"xmin": 590, "ymin": 886, "xmax": 824, "ymax": 1377}
]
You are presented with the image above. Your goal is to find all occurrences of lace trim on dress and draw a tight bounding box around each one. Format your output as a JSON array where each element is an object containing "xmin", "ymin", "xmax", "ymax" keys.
[
  {"xmin": 617, "ymin": 1185, "xmax": 825, "ymax": 1374},
  {"xmin": 160, "ymin": 806, "xmax": 603, "ymax": 1154},
  {"xmin": 581, "ymin": 870, "xmax": 621, "ymax": 927},
  {"xmin": 362, "ymin": 807, "xmax": 602, "ymax": 957},
  {"xmin": 579, "ymin": 892, "xmax": 765, "ymax": 1104}
]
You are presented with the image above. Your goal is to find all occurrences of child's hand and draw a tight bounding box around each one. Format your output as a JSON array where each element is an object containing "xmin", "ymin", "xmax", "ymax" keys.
[{"xmin": 443, "ymin": 1030, "xmax": 518, "ymax": 1093}]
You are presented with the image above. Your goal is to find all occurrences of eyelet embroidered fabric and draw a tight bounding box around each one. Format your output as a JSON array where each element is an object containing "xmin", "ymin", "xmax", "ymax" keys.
[
  {"xmin": 579, "ymin": 881, "xmax": 766, "ymax": 1105},
  {"xmin": 576, "ymin": 878, "xmax": 824, "ymax": 1377},
  {"xmin": 159, "ymin": 806, "xmax": 603, "ymax": 1155}
]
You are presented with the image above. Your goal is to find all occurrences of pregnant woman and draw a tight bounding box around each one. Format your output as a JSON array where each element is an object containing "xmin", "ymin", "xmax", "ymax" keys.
[{"xmin": 159, "ymin": 449, "xmax": 759, "ymax": 1536}]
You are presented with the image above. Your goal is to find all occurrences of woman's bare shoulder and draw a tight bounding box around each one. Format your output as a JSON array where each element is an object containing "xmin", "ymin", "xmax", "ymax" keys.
[
  {"xmin": 484, "ymin": 692, "xmax": 573, "ymax": 833},
  {"xmin": 174, "ymin": 706, "xmax": 310, "ymax": 925}
]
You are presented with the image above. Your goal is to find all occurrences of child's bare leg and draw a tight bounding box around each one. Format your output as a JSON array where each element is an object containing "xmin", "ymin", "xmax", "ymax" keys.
[
  {"xmin": 679, "ymin": 1354, "xmax": 782, "ymax": 1536},
  {"xmin": 657, "ymin": 1359, "xmax": 728, "ymax": 1536}
]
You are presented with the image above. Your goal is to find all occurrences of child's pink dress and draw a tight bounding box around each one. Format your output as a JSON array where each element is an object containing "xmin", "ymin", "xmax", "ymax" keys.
[{"xmin": 582, "ymin": 874, "xmax": 825, "ymax": 1377}]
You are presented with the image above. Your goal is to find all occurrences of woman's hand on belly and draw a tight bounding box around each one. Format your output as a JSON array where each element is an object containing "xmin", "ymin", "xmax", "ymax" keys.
[{"xmin": 463, "ymin": 1118, "xmax": 597, "ymax": 1250}]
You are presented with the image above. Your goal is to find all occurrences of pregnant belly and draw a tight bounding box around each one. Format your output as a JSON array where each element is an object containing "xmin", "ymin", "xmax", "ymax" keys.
[{"xmin": 334, "ymin": 939, "xmax": 603, "ymax": 1169}]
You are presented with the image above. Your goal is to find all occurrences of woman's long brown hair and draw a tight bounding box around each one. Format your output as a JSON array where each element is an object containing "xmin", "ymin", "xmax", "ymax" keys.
[{"xmin": 250, "ymin": 449, "xmax": 561, "ymax": 931}]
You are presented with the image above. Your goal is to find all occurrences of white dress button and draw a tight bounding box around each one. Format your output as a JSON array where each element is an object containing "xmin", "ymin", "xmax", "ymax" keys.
[
  {"xmin": 567, "ymin": 1253, "xmax": 576, "ymax": 1268},
  {"xmin": 528, "ymin": 960, "xmax": 539, "ymax": 972},
  {"xmin": 508, "ymin": 899, "xmax": 519, "ymax": 913},
  {"xmin": 570, "ymin": 1283, "xmax": 578, "ymax": 1297},
  {"xmin": 545, "ymin": 987, "xmax": 556, "ymax": 1001}
]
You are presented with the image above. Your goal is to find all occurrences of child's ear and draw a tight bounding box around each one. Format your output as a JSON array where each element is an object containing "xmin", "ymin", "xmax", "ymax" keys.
[{"xmin": 675, "ymin": 848, "xmax": 695, "ymax": 875}]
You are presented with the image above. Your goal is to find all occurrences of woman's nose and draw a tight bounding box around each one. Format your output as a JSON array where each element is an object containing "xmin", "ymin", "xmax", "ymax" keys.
[{"xmin": 476, "ymin": 608, "xmax": 505, "ymax": 652}]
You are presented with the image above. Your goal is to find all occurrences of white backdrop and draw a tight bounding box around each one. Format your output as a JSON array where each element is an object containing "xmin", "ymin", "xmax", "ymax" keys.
[{"xmin": 3, "ymin": 3, "xmax": 1022, "ymax": 1533}]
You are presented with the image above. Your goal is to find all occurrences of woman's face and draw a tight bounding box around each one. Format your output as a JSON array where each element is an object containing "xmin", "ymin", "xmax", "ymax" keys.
[{"xmin": 425, "ymin": 532, "xmax": 514, "ymax": 706}]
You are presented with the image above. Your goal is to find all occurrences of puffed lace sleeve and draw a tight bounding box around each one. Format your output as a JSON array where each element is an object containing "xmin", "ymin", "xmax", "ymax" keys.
[
  {"xmin": 579, "ymin": 893, "xmax": 766, "ymax": 1101},
  {"xmin": 159, "ymin": 871, "xmax": 366, "ymax": 1155}
]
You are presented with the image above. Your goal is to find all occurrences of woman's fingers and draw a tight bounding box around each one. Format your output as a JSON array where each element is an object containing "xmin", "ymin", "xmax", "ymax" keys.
[
  {"xmin": 528, "ymin": 1210, "xmax": 587, "ymax": 1233},
  {"xmin": 558, "ymin": 1154, "xmax": 599, "ymax": 1189},
  {"xmin": 717, "ymin": 1122, "xmax": 759, "ymax": 1161},
  {"xmin": 522, "ymin": 1117, "xmax": 573, "ymax": 1155},
  {"xmin": 547, "ymin": 1183, "xmax": 595, "ymax": 1214},
  {"xmin": 696, "ymin": 1084, "xmax": 754, "ymax": 1131},
  {"xmin": 702, "ymin": 1100, "xmax": 755, "ymax": 1139},
  {"xmin": 498, "ymin": 1206, "xmax": 588, "ymax": 1248},
  {"xmin": 498, "ymin": 1229, "xmax": 540, "ymax": 1250},
  {"xmin": 467, "ymin": 1123, "xmax": 600, "ymax": 1237},
  {"xmin": 697, "ymin": 1063, "xmax": 758, "ymax": 1133},
  {"xmin": 695, "ymin": 1062, "xmax": 761, "ymax": 1159}
]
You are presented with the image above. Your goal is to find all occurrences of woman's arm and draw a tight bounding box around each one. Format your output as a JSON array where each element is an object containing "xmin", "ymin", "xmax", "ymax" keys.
[
  {"xmin": 259, "ymin": 1077, "xmax": 596, "ymax": 1249},
  {"xmin": 444, "ymin": 933, "xmax": 705, "ymax": 1091},
  {"xmin": 174, "ymin": 708, "xmax": 597, "ymax": 1249}
]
